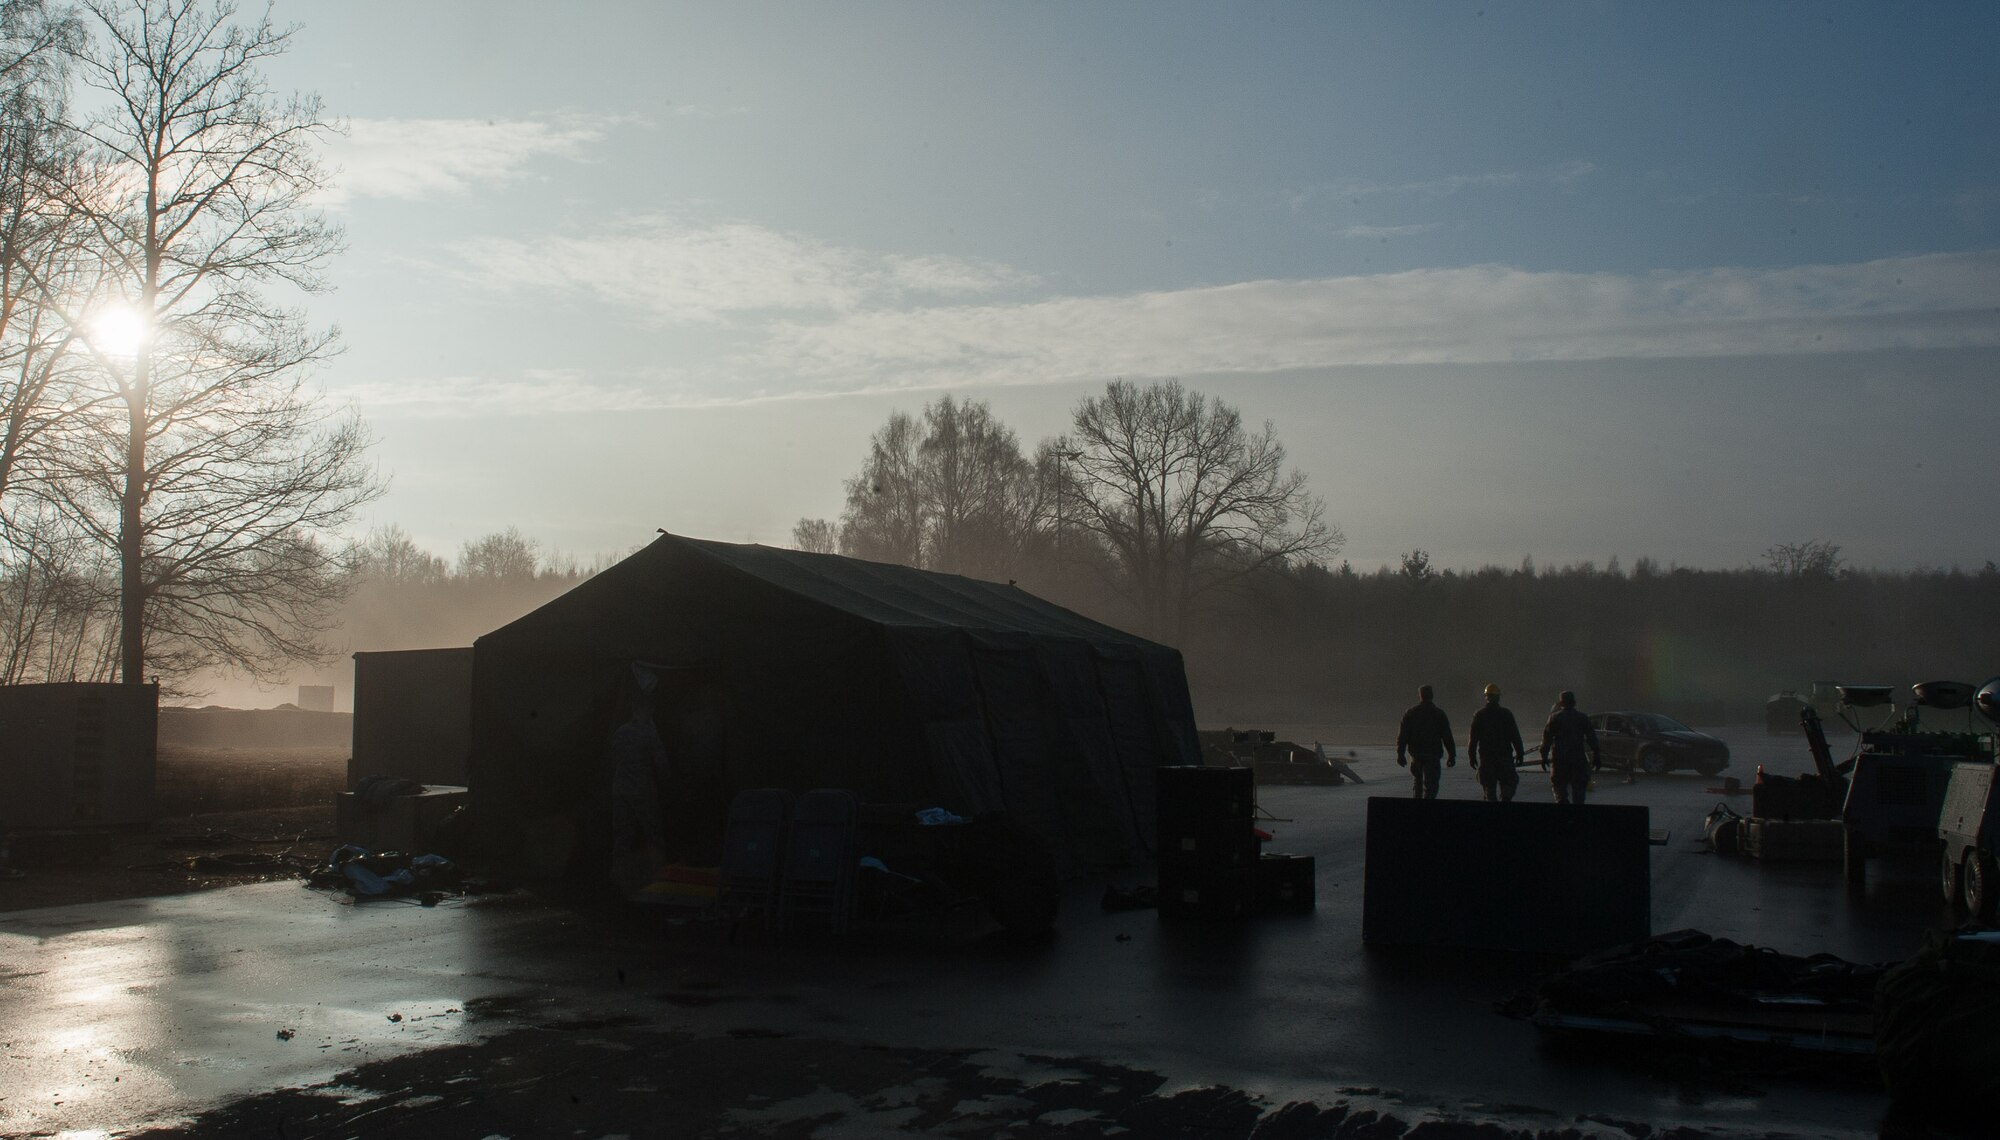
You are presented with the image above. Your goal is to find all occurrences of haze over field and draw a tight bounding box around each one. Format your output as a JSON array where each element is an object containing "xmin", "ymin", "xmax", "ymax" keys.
[{"xmin": 268, "ymin": 1, "xmax": 1999, "ymax": 577}]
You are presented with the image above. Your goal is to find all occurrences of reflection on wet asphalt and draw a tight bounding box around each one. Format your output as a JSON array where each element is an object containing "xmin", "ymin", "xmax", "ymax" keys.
[{"xmin": 0, "ymin": 727, "xmax": 1940, "ymax": 1138}]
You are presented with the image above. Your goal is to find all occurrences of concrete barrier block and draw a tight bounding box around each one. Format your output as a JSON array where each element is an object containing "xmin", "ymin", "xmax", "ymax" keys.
[{"xmin": 1362, "ymin": 797, "xmax": 1650, "ymax": 954}]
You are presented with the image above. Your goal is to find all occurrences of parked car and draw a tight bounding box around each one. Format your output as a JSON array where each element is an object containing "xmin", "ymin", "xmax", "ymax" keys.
[{"xmin": 1586, "ymin": 711, "xmax": 1730, "ymax": 777}]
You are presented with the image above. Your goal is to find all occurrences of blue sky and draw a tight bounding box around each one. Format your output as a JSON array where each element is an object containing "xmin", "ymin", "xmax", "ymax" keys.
[{"xmin": 267, "ymin": 1, "xmax": 1999, "ymax": 573}]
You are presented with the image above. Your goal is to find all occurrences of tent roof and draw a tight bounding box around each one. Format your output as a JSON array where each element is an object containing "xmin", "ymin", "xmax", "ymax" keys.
[
  {"xmin": 677, "ymin": 534, "xmax": 1159, "ymax": 645},
  {"xmin": 480, "ymin": 533, "xmax": 1168, "ymax": 650}
]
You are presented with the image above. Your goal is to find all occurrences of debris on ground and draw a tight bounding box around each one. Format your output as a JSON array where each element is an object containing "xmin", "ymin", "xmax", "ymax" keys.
[
  {"xmin": 1876, "ymin": 925, "xmax": 2000, "ymax": 1129},
  {"xmin": 1502, "ymin": 928, "xmax": 1886, "ymax": 1061},
  {"xmin": 304, "ymin": 845, "xmax": 471, "ymax": 902}
]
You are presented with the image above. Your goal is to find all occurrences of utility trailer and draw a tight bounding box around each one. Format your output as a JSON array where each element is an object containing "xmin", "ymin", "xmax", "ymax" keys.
[
  {"xmin": 1939, "ymin": 761, "xmax": 2000, "ymax": 918},
  {"xmin": 1937, "ymin": 679, "xmax": 2000, "ymax": 917},
  {"xmin": 1838, "ymin": 680, "xmax": 1994, "ymax": 890}
]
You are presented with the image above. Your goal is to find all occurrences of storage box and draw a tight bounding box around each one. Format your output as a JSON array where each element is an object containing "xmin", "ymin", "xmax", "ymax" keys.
[
  {"xmin": 1157, "ymin": 865, "xmax": 1255, "ymax": 920},
  {"xmin": 1742, "ymin": 817, "xmax": 1844, "ymax": 862},
  {"xmin": 1363, "ymin": 798, "xmax": 1651, "ymax": 954},
  {"xmin": 335, "ymin": 785, "xmax": 468, "ymax": 854},
  {"xmin": 1157, "ymin": 765, "xmax": 1255, "ymax": 826},
  {"xmin": 1256, "ymin": 852, "xmax": 1316, "ymax": 912},
  {"xmin": 1157, "ymin": 817, "xmax": 1262, "ymax": 872}
]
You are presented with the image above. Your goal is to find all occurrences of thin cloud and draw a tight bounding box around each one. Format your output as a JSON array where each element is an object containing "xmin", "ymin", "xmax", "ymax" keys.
[
  {"xmin": 341, "ymin": 369, "xmax": 682, "ymax": 418},
  {"xmin": 319, "ymin": 116, "xmax": 617, "ymax": 207},
  {"xmin": 355, "ymin": 249, "xmax": 2000, "ymax": 413},
  {"xmin": 1299, "ymin": 160, "xmax": 1599, "ymax": 207},
  {"xmin": 446, "ymin": 216, "xmax": 1038, "ymax": 323},
  {"xmin": 1337, "ymin": 223, "xmax": 1443, "ymax": 240},
  {"xmin": 747, "ymin": 250, "xmax": 2000, "ymax": 392}
]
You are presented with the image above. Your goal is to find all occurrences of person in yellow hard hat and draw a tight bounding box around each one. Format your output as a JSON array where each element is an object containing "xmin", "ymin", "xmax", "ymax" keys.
[{"xmin": 1467, "ymin": 683, "xmax": 1526, "ymax": 802}]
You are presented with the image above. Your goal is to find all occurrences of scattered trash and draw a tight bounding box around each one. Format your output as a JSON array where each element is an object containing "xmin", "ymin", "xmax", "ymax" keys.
[
  {"xmin": 132, "ymin": 850, "xmax": 319, "ymax": 875},
  {"xmin": 1703, "ymin": 802, "xmax": 1745, "ymax": 854},
  {"xmin": 304, "ymin": 844, "xmax": 468, "ymax": 901},
  {"xmin": 1504, "ymin": 928, "xmax": 1884, "ymax": 1058},
  {"xmin": 387, "ymin": 1012, "xmax": 403, "ymax": 1023},
  {"xmin": 275, "ymin": 1028, "xmax": 295, "ymax": 1041}
]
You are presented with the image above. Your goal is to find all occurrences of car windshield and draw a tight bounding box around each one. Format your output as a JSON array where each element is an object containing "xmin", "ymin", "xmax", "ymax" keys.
[{"xmin": 1632, "ymin": 713, "xmax": 1691, "ymax": 734}]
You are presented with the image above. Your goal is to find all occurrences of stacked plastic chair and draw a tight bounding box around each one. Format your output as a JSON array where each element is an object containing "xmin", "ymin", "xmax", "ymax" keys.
[
  {"xmin": 719, "ymin": 788, "xmax": 792, "ymax": 924},
  {"xmin": 778, "ymin": 788, "xmax": 859, "ymax": 932}
]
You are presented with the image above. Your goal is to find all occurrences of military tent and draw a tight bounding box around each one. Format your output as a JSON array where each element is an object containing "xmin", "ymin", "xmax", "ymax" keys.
[{"xmin": 469, "ymin": 533, "xmax": 1200, "ymax": 885}]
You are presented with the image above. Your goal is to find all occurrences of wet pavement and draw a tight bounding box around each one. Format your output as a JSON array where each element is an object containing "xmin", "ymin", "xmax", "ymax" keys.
[{"xmin": 0, "ymin": 727, "xmax": 1952, "ymax": 1138}]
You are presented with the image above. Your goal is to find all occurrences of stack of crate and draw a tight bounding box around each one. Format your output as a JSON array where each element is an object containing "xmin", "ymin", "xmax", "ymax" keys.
[
  {"xmin": 1255, "ymin": 852, "xmax": 1316, "ymax": 912},
  {"xmin": 1740, "ymin": 816, "xmax": 1844, "ymax": 862},
  {"xmin": 1157, "ymin": 765, "xmax": 1260, "ymax": 919}
]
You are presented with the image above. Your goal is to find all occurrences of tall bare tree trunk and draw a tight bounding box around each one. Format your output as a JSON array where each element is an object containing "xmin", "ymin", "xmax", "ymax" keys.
[{"xmin": 117, "ymin": 369, "xmax": 142, "ymax": 681}]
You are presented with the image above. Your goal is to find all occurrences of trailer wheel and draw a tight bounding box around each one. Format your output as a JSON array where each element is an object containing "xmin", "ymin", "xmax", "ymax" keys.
[
  {"xmin": 1842, "ymin": 828, "xmax": 1868, "ymax": 891},
  {"xmin": 1943, "ymin": 849, "xmax": 1965, "ymax": 909},
  {"xmin": 1965, "ymin": 853, "xmax": 1995, "ymax": 922}
]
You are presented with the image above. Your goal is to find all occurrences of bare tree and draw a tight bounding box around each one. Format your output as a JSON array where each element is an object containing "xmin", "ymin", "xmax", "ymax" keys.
[
  {"xmin": 1063, "ymin": 379, "xmax": 1340, "ymax": 642},
  {"xmin": 0, "ymin": 504, "xmax": 116, "ymax": 683},
  {"xmin": 790, "ymin": 517, "xmax": 838, "ymax": 555},
  {"xmin": 45, "ymin": 0, "xmax": 378, "ymax": 684},
  {"xmin": 349, "ymin": 524, "xmax": 447, "ymax": 587},
  {"xmin": 457, "ymin": 527, "xmax": 540, "ymax": 583},
  {"xmin": 913, "ymin": 394, "xmax": 1035, "ymax": 578},
  {"xmin": 837, "ymin": 409, "xmax": 925, "ymax": 567},
  {"xmin": 0, "ymin": 2, "xmax": 126, "ymax": 681},
  {"xmin": 1765, "ymin": 539, "xmax": 1844, "ymax": 579},
  {"xmin": 0, "ymin": 0, "xmax": 92, "ymax": 507},
  {"xmin": 833, "ymin": 396, "xmax": 1039, "ymax": 580}
]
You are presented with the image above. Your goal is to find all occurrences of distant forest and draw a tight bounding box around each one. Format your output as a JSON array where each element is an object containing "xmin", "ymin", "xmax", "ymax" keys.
[
  {"xmin": 300, "ymin": 519, "xmax": 2000, "ymax": 730},
  {"xmin": 286, "ymin": 383, "xmax": 2000, "ymax": 729},
  {"xmin": 1180, "ymin": 559, "xmax": 2000, "ymax": 727}
]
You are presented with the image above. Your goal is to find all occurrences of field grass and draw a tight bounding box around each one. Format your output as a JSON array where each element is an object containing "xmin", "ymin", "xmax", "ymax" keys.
[
  {"xmin": 154, "ymin": 743, "xmax": 349, "ymax": 816},
  {"xmin": 1, "ymin": 745, "xmax": 351, "ymax": 913}
]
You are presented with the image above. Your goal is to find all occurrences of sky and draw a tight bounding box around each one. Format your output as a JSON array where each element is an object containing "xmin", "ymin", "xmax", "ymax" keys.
[{"xmin": 260, "ymin": 1, "xmax": 1999, "ymax": 576}]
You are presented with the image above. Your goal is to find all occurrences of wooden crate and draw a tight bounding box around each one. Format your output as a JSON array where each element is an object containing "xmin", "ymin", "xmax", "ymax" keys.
[{"xmin": 1742, "ymin": 817, "xmax": 1844, "ymax": 862}]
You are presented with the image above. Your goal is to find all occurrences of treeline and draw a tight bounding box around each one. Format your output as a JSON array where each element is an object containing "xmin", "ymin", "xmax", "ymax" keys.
[
  {"xmin": 799, "ymin": 386, "xmax": 2000, "ymax": 728},
  {"xmin": 325, "ymin": 526, "xmax": 606, "ymax": 660},
  {"xmin": 11, "ymin": 524, "xmax": 607, "ymax": 693},
  {"xmin": 1189, "ymin": 558, "xmax": 2000, "ymax": 727},
  {"xmin": 796, "ymin": 380, "xmax": 1336, "ymax": 645}
]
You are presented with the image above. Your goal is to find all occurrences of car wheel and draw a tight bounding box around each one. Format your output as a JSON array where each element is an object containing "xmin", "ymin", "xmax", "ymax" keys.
[
  {"xmin": 1966, "ymin": 853, "xmax": 1996, "ymax": 922},
  {"xmin": 1638, "ymin": 748, "xmax": 1671, "ymax": 777},
  {"xmin": 1944, "ymin": 848, "xmax": 1965, "ymax": 909},
  {"xmin": 1694, "ymin": 758, "xmax": 1726, "ymax": 778}
]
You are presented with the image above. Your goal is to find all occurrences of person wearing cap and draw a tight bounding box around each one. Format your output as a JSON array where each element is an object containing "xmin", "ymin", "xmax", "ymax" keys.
[
  {"xmin": 1467, "ymin": 684, "xmax": 1526, "ymax": 802},
  {"xmin": 1394, "ymin": 683, "xmax": 1455, "ymax": 799},
  {"xmin": 1539, "ymin": 690, "xmax": 1602, "ymax": 805}
]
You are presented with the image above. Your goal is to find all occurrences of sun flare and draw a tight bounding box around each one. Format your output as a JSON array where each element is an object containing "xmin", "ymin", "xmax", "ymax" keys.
[{"xmin": 89, "ymin": 304, "xmax": 149, "ymax": 357}]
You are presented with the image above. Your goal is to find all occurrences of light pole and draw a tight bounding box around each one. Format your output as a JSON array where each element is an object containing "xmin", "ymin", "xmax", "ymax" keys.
[{"xmin": 1050, "ymin": 446, "xmax": 1081, "ymax": 596}]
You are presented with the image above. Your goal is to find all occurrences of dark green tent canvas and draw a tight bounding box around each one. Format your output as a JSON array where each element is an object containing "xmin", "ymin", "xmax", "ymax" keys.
[{"xmin": 470, "ymin": 533, "xmax": 1200, "ymax": 884}]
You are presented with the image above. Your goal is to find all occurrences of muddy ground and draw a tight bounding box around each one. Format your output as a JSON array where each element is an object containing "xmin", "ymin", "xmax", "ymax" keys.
[{"xmin": 0, "ymin": 744, "xmax": 346, "ymax": 913}]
